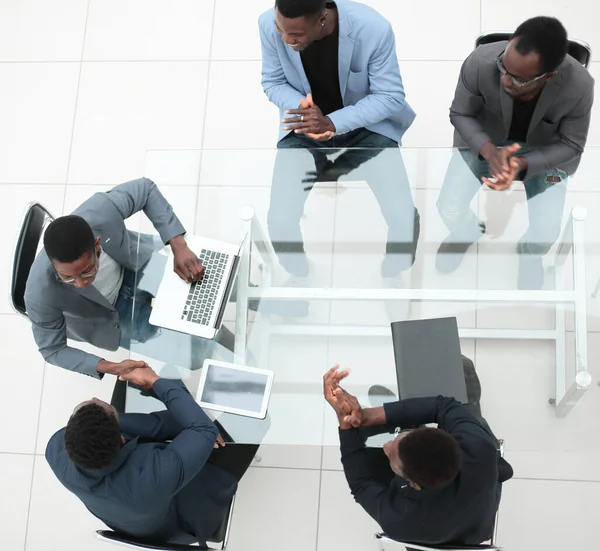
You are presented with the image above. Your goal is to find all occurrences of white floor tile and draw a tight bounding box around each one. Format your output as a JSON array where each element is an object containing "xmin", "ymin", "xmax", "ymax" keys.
[
  {"xmin": 211, "ymin": 0, "xmax": 272, "ymax": 60},
  {"xmin": 251, "ymin": 444, "xmax": 321, "ymax": 470},
  {"xmin": 0, "ymin": 316, "xmax": 45, "ymax": 454},
  {"xmin": 145, "ymin": 149, "xmax": 202, "ymax": 187},
  {"xmin": 317, "ymin": 470, "xmax": 381, "ymax": 551},
  {"xmin": 0, "ymin": 63, "xmax": 79, "ymax": 183},
  {"xmin": 199, "ymin": 149, "xmax": 277, "ymax": 187},
  {"xmin": 226, "ymin": 467, "xmax": 320, "ymax": 551},
  {"xmin": 83, "ymin": 0, "xmax": 214, "ymax": 61},
  {"xmin": 0, "ymin": 453, "xmax": 34, "ymax": 551},
  {"xmin": 35, "ymin": 342, "xmax": 127, "ymax": 454},
  {"xmin": 0, "ymin": 0, "xmax": 87, "ymax": 61},
  {"xmin": 481, "ymin": 0, "xmax": 600, "ymax": 55},
  {"xmin": 26, "ymin": 456, "xmax": 108, "ymax": 551},
  {"xmin": 400, "ymin": 61, "xmax": 462, "ymax": 148},
  {"xmin": 68, "ymin": 62, "xmax": 209, "ymax": 185},
  {"xmin": 364, "ymin": 0, "xmax": 480, "ymax": 61},
  {"xmin": 0, "ymin": 183, "xmax": 66, "ymax": 314},
  {"xmin": 497, "ymin": 478, "xmax": 600, "ymax": 551},
  {"xmin": 202, "ymin": 61, "xmax": 280, "ymax": 149}
]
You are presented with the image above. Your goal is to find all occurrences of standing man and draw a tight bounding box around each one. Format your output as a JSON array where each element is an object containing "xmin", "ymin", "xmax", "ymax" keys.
[
  {"xmin": 436, "ymin": 17, "xmax": 594, "ymax": 289},
  {"xmin": 25, "ymin": 178, "xmax": 232, "ymax": 380},
  {"xmin": 259, "ymin": 0, "xmax": 419, "ymax": 282},
  {"xmin": 323, "ymin": 366, "xmax": 513, "ymax": 545},
  {"xmin": 46, "ymin": 366, "xmax": 259, "ymax": 546}
]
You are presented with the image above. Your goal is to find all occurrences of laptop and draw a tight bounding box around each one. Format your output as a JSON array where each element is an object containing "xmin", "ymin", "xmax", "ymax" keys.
[
  {"xmin": 390, "ymin": 317, "xmax": 468, "ymax": 403},
  {"xmin": 149, "ymin": 234, "xmax": 245, "ymax": 339}
]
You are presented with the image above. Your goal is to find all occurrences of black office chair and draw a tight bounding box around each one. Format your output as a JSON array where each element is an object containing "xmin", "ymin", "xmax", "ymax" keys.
[
  {"xmin": 475, "ymin": 32, "xmax": 591, "ymax": 68},
  {"xmin": 96, "ymin": 494, "xmax": 236, "ymax": 550},
  {"xmin": 10, "ymin": 202, "xmax": 54, "ymax": 316}
]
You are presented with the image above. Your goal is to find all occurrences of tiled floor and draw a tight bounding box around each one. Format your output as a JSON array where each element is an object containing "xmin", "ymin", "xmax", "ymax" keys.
[{"xmin": 1, "ymin": 1, "xmax": 600, "ymax": 550}]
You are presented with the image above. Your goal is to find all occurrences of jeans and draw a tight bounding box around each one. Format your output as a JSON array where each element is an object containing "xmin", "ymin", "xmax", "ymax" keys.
[
  {"xmin": 268, "ymin": 128, "xmax": 420, "ymax": 276},
  {"xmin": 436, "ymin": 145, "xmax": 567, "ymax": 256}
]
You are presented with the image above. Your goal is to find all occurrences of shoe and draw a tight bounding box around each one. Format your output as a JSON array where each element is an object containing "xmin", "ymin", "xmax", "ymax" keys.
[
  {"xmin": 435, "ymin": 223, "xmax": 486, "ymax": 274},
  {"xmin": 517, "ymin": 254, "xmax": 544, "ymax": 290},
  {"xmin": 368, "ymin": 385, "xmax": 397, "ymax": 408},
  {"xmin": 383, "ymin": 274, "xmax": 411, "ymax": 322}
]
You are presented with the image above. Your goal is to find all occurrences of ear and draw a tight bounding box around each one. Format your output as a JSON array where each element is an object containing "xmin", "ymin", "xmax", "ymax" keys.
[
  {"xmin": 545, "ymin": 71, "xmax": 557, "ymax": 81},
  {"xmin": 121, "ymin": 435, "xmax": 126, "ymax": 445},
  {"xmin": 409, "ymin": 481, "xmax": 422, "ymax": 491},
  {"xmin": 95, "ymin": 237, "xmax": 101, "ymax": 252}
]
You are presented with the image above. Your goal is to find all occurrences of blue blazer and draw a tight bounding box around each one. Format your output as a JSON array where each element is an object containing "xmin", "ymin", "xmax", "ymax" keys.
[
  {"xmin": 45, "ymin": 380, "xmax": 237, "ymax": 546},
  {"xmin": 258, "ymin": 0, "xmax": 416, "ymax": 144}
]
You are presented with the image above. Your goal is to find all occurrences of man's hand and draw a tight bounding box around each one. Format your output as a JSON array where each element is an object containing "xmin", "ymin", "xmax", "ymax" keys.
[
  {"xmin": 323, "ymin": 365, "xmax": 364, "ymax": 429},
  {"xmin": 169, "ymin": 234, "xmax": 204, "ymax": 283},
  {"xmin": 480, "ymin": 142, "xmax": 521, "ymax": 181},
  {"xmin": 214, "ymin": 433, "xmax": 226, "ymax": 449},
  {"xmin": 282, "ymin": 94, "xmax": 336, "ymax": 140},
  {"xmin": 97, "ymin": 359, "xmax": 148, "ymax": 377},
  {"xmin": 118, "ymin": 365, "xmax": 160, "ymax": 390},
  {"xmin": 482, "ymin": 155, "xmax": 525, "ymax": 191}
]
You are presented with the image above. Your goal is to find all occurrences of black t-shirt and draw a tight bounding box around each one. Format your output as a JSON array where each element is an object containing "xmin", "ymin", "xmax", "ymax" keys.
[
  {"xmin": 300, "ymin": 7, "xmax": 343, "ymax": 116},
  {"xmin": 507, "ymin": 95, "xmax": 540, "ymax": 142}
]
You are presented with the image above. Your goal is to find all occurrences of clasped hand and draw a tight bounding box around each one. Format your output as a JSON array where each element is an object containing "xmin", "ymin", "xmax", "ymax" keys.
[
  {"xmin": 282, "ymin": 94, "xmax": 336, "ymax": 141},
  {"xmin": 323, "ymin": 365, "xmax": 364, "ymax": 429},
  {"xmin": 482, "ymin": 143, "xmax": 526, "ymax": 191}
]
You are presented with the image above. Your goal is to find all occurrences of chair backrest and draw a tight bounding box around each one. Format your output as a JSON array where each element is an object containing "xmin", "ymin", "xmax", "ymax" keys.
[
  {"xmin": 474, "ymin": 32, "xmax": 591, "ymax": 68},
  {"xmin": 375, "ymin": 534, "xmax": 500, "ymax": 551},
  {"xmin": 10, "ymin": 203, "xmax": 54, "ymax": 316}
]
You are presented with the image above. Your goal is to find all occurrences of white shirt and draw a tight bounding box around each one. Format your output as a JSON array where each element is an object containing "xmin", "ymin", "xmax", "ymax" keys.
[{"xmin": 93, "ymin": 250, "xmax": 124, "ymax": 306}]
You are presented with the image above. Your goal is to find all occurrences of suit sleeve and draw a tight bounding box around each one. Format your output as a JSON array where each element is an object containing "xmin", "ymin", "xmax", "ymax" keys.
[
  {"xmin": 104, "ymin": 178, "xmax": 186, "ymax": 245},
  {"xmin": 259, "ymin": 15, "xmax": 305, "ymax": 111},
  {"xmin": 139, "ymin": 379, "xmax": 219, "ymax": 498},
  {"xmin": 328, "ymin": 22, "xmax": 411, "ymax": 135},
  {"xmin": 449, "ymin": 48, "xmax": 494, "ymax": 155},
  {"xmin": 522, "ymin": 84, "xmax": 594, "ymax": 177},
  {"xmin": 119, "ymin": 410, "xmax": 182, "ymax": 442},
  {"xmin": 24, "ymin": 296, "xmax": 103, "ymax": 378}
]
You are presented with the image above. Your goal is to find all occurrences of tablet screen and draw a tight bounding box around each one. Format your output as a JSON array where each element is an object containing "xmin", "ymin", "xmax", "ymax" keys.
[{"xmin": 200, "ymin": 363, "xmax": 269, "ymax": 414}]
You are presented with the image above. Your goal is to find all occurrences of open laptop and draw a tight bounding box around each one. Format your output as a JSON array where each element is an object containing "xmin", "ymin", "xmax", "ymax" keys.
[
  {"xmin": 390, "ymin": 317, "xmax": 468, "ymax": 403},
  {"xmin": 149, "ymin": 234, "xmax": 245, "ymax": 339}
]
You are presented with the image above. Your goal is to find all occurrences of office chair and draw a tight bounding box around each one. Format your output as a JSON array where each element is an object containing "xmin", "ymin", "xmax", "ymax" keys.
[
  {"xmin": 375, "ymin": 441, "xmax": 505, "ymax": 551},
  {"xmin": 96, "ymin": 494, "xmax": 235, "ymax": 551},
  {"xmin": 10, "ymin": 202, "xmax": 54, "ymax": 316},
  {"xmin": 475, "ymin": 32, "xmax": 591, "ymax": 68}
]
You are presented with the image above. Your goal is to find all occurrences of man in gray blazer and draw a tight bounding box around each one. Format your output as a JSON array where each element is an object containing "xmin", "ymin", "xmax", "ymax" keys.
[
  {"xmin": 25, "ymin": 178, "xmax": 229, "ymax": 379},
  {"xmin": 436, "ymin": 17, "xmax": 594, "ymax": 289}
]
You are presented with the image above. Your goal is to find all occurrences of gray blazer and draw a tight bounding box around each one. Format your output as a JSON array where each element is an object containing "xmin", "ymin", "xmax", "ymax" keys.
[
  {"xmin": 24, "ymin": 178, "xmax": 185, "ymax": 378},
  {"xmin": 450, "ymin": 41, "xmax": 595, "ymax": 177}
]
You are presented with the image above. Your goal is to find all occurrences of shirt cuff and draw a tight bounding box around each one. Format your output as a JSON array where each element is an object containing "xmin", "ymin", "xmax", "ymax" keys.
[{"xmin": 338, "ymin": 427, "xmax": 366, "ymax": 455}]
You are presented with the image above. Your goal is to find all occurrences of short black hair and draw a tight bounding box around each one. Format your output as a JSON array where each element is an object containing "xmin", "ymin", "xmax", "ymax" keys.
[
  {"xmin": 43, "ymin": 215, "xmax": 95, "ymax": 263},
  {"xmin": 512, "ymin": 16, "xmax": 568, "ymax": 73},
  {"xmin": 397, "ymin": 428, "xmax": 461, "ymax": 489},
  {"xmin": 64, "ymin": 404, "xmax": 122, "ymax": 470},
  {"xmin": 275, "ymin": 0, "xmax": 326, "ymax": 19}
]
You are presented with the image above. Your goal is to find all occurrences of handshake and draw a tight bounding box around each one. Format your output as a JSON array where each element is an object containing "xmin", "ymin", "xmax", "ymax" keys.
[
  {"xmin": 97, "ymin": 359, "xmax": 159, "ymax": 390},
  {"xmin": 323, "ymin": 365, "xmax": 374, "ymax": 430}
]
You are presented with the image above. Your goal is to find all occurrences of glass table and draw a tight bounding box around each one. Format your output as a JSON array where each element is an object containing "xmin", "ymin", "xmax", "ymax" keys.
[{"xmin": 124, "ymin": 147, "xmax": 596, "ymax": 456}]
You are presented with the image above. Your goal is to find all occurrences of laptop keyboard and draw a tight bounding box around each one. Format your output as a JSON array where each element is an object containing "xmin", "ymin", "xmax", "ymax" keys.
[{"xmin": 181, "ymin": 249, "xmax": 229, "ymax": 325}]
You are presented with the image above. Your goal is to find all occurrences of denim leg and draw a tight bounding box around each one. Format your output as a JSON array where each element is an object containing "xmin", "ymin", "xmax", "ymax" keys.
[
  {"xmin": 517, "ymin": 169, "xmax": 567, "ymax": 256},
  {"xmin": 267, "ymin": 132, "xmax": 328, "ymax": 276},
  {"xmin": 437, "ymin": 149, "xmax": 489, "ymax": 239},
  {"xmin": 335, "ymin": 130, "xmax": 419, "ymax": 272}
]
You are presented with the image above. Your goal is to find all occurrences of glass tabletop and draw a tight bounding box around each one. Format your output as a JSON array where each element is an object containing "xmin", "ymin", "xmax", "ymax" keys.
[{"xmin": 124, "ymin": 147, "xmax": 598, "ymax": 458}]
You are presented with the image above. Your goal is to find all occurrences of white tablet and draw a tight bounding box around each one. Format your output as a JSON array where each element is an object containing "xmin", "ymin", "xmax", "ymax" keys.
[{"xmin": 196, "ymin": 359, "xmax": 274, "ymax": 419}]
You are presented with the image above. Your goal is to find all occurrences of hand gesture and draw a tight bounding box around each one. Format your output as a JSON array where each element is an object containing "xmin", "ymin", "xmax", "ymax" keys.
[
  {"xmin": 98, "ymin": 359, "xmax": 148, "ymax": 377},
  {"xmin": 282, "ymin": 94, "xmax": 336, "ymax": 141},
  {"xmin": 323, "ymin": 365, "xmax": 364, "ymax": 429},
  {"xmin": 173, "ymin": 246, "xmax": 204, "ymax": 284},
  {"xmin": 214, "ymin": 433, "xmax": 226, "ymax": 449},
  {"xmin": 118, "ymin": 364, "xmax": 159, "ymax": 390},
  {"xmin": 483, "ymin": 143, "xmax": 522, "ymax": 190}
]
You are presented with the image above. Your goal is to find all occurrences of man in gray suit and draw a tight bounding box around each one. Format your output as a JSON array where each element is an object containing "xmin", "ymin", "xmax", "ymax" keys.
[
  {"xmin": 436, "ymin": 17, "xmax": 594, "ymax": 289},
  {"xmin": 25, "ymin": 178, "xmax": 230, "ymax": 379}
]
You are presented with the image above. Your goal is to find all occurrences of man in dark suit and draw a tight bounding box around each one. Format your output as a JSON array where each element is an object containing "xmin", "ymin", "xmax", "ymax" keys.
[
  {"xmin": 323, "ymin": 366, "xmax": 513, "ymax": 546},
  {"xmin": 46, "ymin": 366, "xmax": 258, "ymax": 546},
  {"xmin": 436, "ymin": 16, "xmax": 594, "ymax": 289}
]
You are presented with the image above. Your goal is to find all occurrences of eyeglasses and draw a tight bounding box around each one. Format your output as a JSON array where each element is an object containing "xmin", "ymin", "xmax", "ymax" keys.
[
  {"xmin": 496, "ymin": 52, "xmax": 547, "ymax": 88},
  {"xmin": 58, "ymin": 252, "xmax": 99, "ymax": 284}
]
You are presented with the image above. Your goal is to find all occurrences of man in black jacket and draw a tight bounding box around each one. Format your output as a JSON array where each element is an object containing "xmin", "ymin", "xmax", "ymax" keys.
[
  {"xmin": 46, "ymin": 366, "xmax": 260, "ymax": 546},
  {"xmin": 323, "ymin": 366, "xmax": 513, "ymax": 546}
]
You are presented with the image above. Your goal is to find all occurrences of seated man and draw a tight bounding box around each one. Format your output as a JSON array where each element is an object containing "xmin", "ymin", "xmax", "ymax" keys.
[
  {"xmin": 323, "ymin": 365, "xmax": 513, "ymax": 546},
  {"xmin": 259, "ymin": 0, "xmax": 419, "ymax": 282},
  {"xmin": 46, "ymin": 366, "xmax": 259, "ymax": 546},
  {"xmin": 25, "ymin": 177, "xmax": 233, "ymax": 380},
  {"xmin": 436, "ymin": 16, "xmax": 594, "ymax": 289}
]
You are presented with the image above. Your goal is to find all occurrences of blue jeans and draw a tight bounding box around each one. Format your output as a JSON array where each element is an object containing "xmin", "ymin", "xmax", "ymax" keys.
[
  {"xmin": 115, "ymin": 269, "xmax": 233, "ymax": 369},
  {"xmin": 436, "ymin": 146, "xmax": 567, "ymax": 256},
  {"xmin": 268, "ymin": 128, "xmax": 420, "ymax": 275}
]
